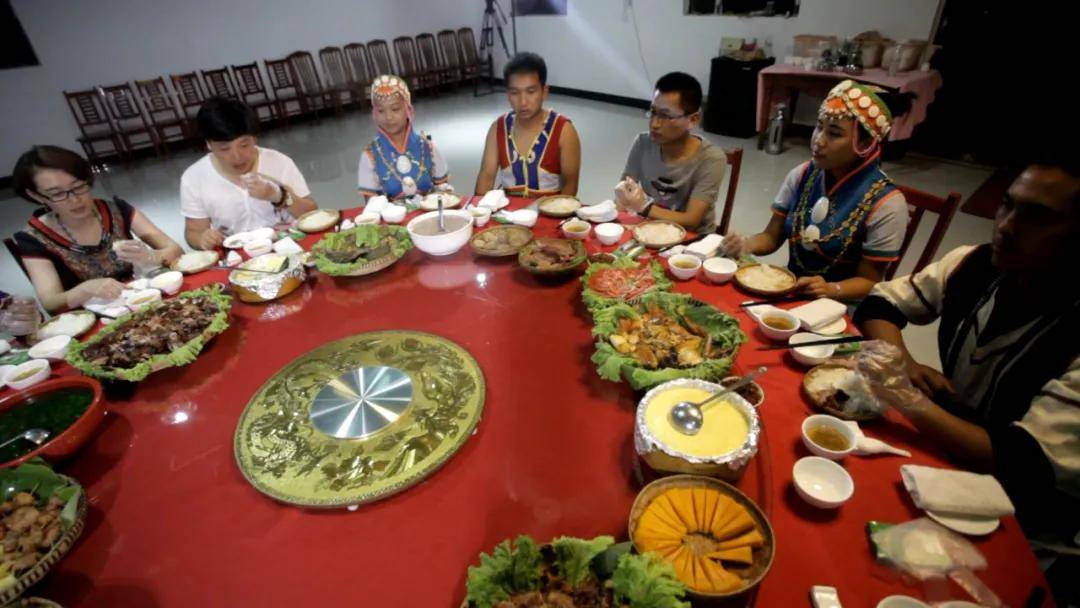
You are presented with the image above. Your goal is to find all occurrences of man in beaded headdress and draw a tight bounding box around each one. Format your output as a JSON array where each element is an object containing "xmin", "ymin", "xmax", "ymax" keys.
[
  {"xmin": 722, "ymin": 79, "xmax": 911, "ymax": 302},
  {"xmin": 357, "ymin": 74, "xmax": 450, "ymax": 201}
]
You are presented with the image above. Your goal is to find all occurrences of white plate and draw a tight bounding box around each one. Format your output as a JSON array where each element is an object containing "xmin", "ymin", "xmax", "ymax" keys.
[
  {"xmin": 222, "ymin": 234, "xmax": 248, "ymax": 249},
  {"xmin": 937, "ymin": 602, "xmax": 983, "ymax": 608},
  {"xmin": 418, "ymin": 193, "xmax": 462, "ymax": 211},
  {"xmin": 875, "ymin": 597, "xmax": 930, "ymax": 608},
  {"xmin": 810, "ymin": 317, "xmax": 847, "ymax": 336},
  {"xmin": 926, "ymin": 510, "xmax": 1000, "ymax": 536}
]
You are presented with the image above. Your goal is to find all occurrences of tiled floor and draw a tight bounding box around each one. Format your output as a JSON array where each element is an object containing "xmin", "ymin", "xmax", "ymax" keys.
[{"xmin": 0, "ymin": 90, "xmax": 994, "ymax": 367}]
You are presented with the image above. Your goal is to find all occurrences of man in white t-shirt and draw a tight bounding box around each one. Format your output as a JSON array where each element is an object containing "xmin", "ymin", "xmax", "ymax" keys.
[{"xmin": 180, "ymin": 97, "xmax": 318, "ymax": 250}]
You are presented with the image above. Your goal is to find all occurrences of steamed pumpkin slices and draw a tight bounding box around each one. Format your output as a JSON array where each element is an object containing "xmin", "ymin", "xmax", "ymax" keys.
[{"xmin": 632, "ymin": 486, "xmax": 764, "ymax": 594}]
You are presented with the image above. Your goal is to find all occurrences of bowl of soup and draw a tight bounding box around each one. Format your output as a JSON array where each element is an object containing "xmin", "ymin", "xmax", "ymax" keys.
[
  {"xmin": 667, "ymin": 254, "xmax": 702, "ymax": 281},
  {"xmin": 757, "ymin": 308, "xmax": 800, "ymax": 341},
  {"xmin": 406, "ymin": 210, "xmax": 474, "ymax": 256},
  {"xmin": 0, "ymin": 376, "xmax": 105, "ymax": 468},
  {"xmin": 801, "ymin": 414, "xmax": 856, "ymax": 460}
]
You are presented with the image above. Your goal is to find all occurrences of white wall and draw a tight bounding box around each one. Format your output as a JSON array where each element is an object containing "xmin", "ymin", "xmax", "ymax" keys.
[
  {"xmin": 0, "ymin": 0, "xmax": 480, "ymax": 174},
  {"xmin": 502, "ymin": 0, "xmax": 938, "ymax": 100}
]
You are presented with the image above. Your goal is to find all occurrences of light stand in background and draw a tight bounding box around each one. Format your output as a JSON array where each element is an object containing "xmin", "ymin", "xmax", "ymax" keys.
[{"xmin": 477, "ymin": 0, "xmax": 516, "ymax": 95}]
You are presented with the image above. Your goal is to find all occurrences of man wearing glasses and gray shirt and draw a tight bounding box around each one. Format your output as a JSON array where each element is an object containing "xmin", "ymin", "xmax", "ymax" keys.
[{"xmin": 614, "ymin": 72, "xmax": 727, "ymax": 233}]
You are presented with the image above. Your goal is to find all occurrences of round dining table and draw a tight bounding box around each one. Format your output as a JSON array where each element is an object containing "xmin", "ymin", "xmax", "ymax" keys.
[{"xmin": 29, "ymin": 196, "xmax": 1050, "ymax": 607}]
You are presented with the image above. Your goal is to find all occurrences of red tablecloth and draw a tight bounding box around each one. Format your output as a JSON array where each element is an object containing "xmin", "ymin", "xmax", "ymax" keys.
[
  {"xmin": 32, "ymin": 198, "xmax": 1049, "ymax": 607},
  {"xmin": 756, "ymin": 65, "xmax": 943, "ymax": 141}
]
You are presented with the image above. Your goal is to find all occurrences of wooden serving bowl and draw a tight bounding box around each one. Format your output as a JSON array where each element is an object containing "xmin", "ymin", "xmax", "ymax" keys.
[{"xmin": 628, "ymin": 474, "xmax": 775, "ymax": 601}]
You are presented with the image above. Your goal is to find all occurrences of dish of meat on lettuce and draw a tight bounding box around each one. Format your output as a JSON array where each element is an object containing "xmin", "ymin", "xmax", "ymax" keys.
[{"xmin": 66, "ymin": 284, "xmax": 233, "ymax": 382}]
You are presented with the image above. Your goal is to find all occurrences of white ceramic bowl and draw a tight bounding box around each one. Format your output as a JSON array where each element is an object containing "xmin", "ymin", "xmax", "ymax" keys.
[
  {"xmin": 561, "ymin": 220, "xmax": 591, "ymax": 240},
  {"xmin": 380, "ymin": 205, "xmax": 407, "ymax": 224},
  {"xmin": 0, "ymin": 339, "xmax": 10, "ymax": 356},
  {"xmin": 793, "ymin": 456, "xmax": 854, "ymax": 509},
  {"xmin": 801, "ymin": 414, "xmax": 857, "ymax": 460},
  {"xmin": 124, "ymin": 288, "xmax": 162, "ymax": 311},
  {"xmin": 28, "ymin": 335, "xmax": 73, "ymax": 361},
  {"xmin": 667, "ymin": 254, "xmax": 701, "ymax": 281},
  {"xmin": 467, "ymin": 206, "xmax": 492, "ymax": 227},
  {"xmin": 243, "ymin": 238, "xmax": 273, "ymax": 257},
  {"xmin": 149, "ymin": 270, "xmax": 184, "ymax": 295},
  {"xmin": 757, "ymin": 308, "xmax": 800, "ymax": 341},
  {"xmin": 0, "ymin": 365, "xmax": 14, "ymax": 386},
  {"xmin": 407, "ymin": 209, "xmax": 474, "ymax": 256},
  {"xmin": 594, "ymin": 223, "xmax": 624, "ymax": 245},
  {"xmin": 5, "ymin": 359, "xmax": 51, "ymax": 391},
  {"xmin": 788, "ymin": 332, "xmax": 838, "ymax": 366},
  {"xmin": 356, "ymin": 212, "xmax": 381, "ymax": 225},
  {"xmin": 702, "ymin": 257, "xmax": 738, "ymax": 283},
  {"xmin": 247, "ymin": 227, "xmax": 276, "ymax": 242}
]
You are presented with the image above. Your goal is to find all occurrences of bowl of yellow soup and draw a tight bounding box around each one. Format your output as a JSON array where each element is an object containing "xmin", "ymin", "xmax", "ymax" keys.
[{"xmin": 635, "ymin": 378, "xmax": 760, "ymax": 481}]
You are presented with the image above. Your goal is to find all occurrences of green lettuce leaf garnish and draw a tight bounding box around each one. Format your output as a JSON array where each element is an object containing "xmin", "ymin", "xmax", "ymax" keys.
[
  {"xmin": 612, "ymin": 552, "xmax": 690, "ymax": 608},
  {"xmin": 0, "ymin": 458, "xmax": 82, "ymax": 531},
  {"xmin": 551, "ymin": 535, "xmax": 614, "ymax": 586},
  {"xmin": 590, "ymin": 291, "xmax": 746, "ymax": 390},
  {"xmin": 465, "ymin": 536, "xmax": 543, "ymax": 608},
  {"xmin": 311, "ymin": 225, "xmax": 412, "ymax": 275},
  {"xmin": 66, "ymin": 284, "xmax": 233, "ymax": 382}
]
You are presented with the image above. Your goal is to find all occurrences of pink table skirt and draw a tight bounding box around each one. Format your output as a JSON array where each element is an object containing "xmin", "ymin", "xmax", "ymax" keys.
[{"xmin": 756, "ymin": 65, "xmax": 943, "ymax": 141}]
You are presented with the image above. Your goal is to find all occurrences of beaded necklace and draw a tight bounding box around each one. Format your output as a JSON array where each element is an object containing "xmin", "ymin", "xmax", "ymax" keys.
[{"xmin": 789, "ymin": 167, "xmax": 891, "ymax": 276}]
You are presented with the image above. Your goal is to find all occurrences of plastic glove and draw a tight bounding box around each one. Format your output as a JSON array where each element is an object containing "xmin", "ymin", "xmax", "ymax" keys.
[
  {"xmin": 112, "ymin": 239, "xmax": 157, "ymax": 265},
  {"xmin": 720, "ymin": 231, "xmax": 750, "ymax": 257},
  {"xmin": 240, "ymin": 173, "xmax": 282, "ymax": 202},
  {"xmin": 853, "ymin": 340, "xmax": 934, "ymax": 414},
  {"xmin": 614, "ymin": 177, "xmax": 646, "ymax": 213}
]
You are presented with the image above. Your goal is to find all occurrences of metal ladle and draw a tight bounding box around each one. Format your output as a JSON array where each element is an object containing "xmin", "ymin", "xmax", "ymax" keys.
[
  {"xmin": 437, "ymin": 196, "xmax": 446, "ymax": 233},
  {"xmin": 0, "ymin": 428, "xmax": 50, "ymax": 451},
  {"xmin": 669, "ymin": 366, "xmax": 768, "ymax": 435}
]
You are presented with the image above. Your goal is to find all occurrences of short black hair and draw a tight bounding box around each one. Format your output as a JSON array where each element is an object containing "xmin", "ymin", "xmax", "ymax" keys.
[
  {"xmin": 196, "ymin": 96, "xmax": 259, "ymax": 142},
  {"xmin": 12, "ymin": 145, "xmax": 93, "ymax": 204},
  {"xmin": 655, "ymin": 72, "xmax": 702, "ymax": 114},
  {"xmin": 503, "ymin": 52, "xmax": 547, "ymax": 86}
]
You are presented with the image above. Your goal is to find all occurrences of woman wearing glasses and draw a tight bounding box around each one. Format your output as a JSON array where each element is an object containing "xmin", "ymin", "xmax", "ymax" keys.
[
  {"xmin": 11, "ymin": 146, "xmax": 182, "ymax": 313},
  {"xmin": 723, "ymin": 80, "xmax": 912, "ymax": 302},
  {"xmin": 615, "ymin": 72, "xmax": 727, "ymax": 232}
]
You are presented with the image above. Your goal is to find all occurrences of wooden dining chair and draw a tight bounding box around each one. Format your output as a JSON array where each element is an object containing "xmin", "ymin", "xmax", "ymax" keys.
[
  {"xmin": 888, "ymin": 185, "xmax": 962, "ymax": 279},
  {"xmin": 393, "ymin": 36, "xmax": 435, "ymax": 94},
  {"xmin": 287, "ymin": 50, "xmax": 338, "ymax": 117},
  {"xmin": 264, "ymin": 57, "xmax": 308, "ymax": 122},
  {"xmin": 318, "ymin": 46, "xmax": 362, "ymax": 108},
  {"xmin": 714, "ymin": 148, "xmax": 744, "ymax": 236},
  {"xmin": 366, "ymin": 39, "xmax": 396, "ymax": 77},
  {"xmin": 99, "ymin": 83, "xmax": 162, "ymax": 158},
  {"xmin": 343, "ymin": 43, "xmax": 374, "ymax": 104},
  {"xmin": 134, "ymin": 77, "xmax": 191, "ymax": 153},
  {"xmin": 231, "ymin": 62, "xmax": 279, "ymax": 124},
  {"xmin": 201, "ymin": 67, "xmax": 238, "ymax": 99},
  {"xmin": 62, "ymin": 89, "xmax": 125, "ymax": 167},
  {"xmin": 416, "ymin": 33, "xmax": 451, "ymax": 90},
  {"xmin": 437, "ymin": 29, "xmax": 464, "ymax": 87},
  {"xmin": 457, "ymin": 27, "xmax": 493, "ymax": 96},
  {"xmin": 169, "ymin": 72, "xmax": 207, "ymax": 143}
]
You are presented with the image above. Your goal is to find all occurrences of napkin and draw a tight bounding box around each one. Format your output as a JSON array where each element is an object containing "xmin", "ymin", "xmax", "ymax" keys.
[
  {"xmin": 900, "ymin": 465, "xmax": 1015, "ymax": 518},
  {"xmin": 577, "ymin": 199, "xmax": 617, "ymax": 222},
  {"xmin": 789, "ymin": 298, "xmax": 846, "ymax": 331},
  {"xmin": 273, "ymin": 237, "xmax": 304, "ymax": 255},
  {"xmin": 478, "ymin": 189, "xmax": 509, "ymax": 210},
  {"xmin": 841, "ymin": 420, "xmax": 911, "ymax": 457},
  {"xmin": 685, "ymin": 234, "xmax": 724, "ymax": 259},
  {"xmin": 365, "ymin": 195, "xmax": 390, "ymax": 214}
]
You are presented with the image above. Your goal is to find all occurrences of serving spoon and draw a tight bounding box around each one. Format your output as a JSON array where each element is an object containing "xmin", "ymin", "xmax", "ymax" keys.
[
  {"xmin": 0, "ymin": 428, "xmax": 50, "ymax": 452},
  {"xmin": 669, "ymin": 367, "xmax": 767, "ymax": 435}
]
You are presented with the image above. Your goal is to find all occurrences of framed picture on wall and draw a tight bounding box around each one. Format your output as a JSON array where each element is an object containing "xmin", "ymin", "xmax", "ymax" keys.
[{"xmin": 515, "ymin": 0, "xmax": 567, "ymax": 16}]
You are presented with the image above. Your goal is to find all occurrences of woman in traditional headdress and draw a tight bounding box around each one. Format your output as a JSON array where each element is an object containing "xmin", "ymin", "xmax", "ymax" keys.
[{"xmin": 723, "ymin": 80, "xmax": 913, "ymax": 302}]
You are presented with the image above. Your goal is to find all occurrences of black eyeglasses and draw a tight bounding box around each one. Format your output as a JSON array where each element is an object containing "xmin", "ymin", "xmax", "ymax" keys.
[
  {"xmin": 646, "ymin": 108, "xmax": 692, "ymax": 122},
  {"xmin": 38, "ymin": 183, "xmax": 91, "ymax": 203}
]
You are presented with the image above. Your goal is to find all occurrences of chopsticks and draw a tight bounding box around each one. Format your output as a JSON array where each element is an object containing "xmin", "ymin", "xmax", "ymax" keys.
[
  {"xmin": 739, "ymin": 296, "xmax": 811, "ymax": 308},
  {"xmin": 756, "ymin": 336, "xmax": 867, "ymax": 351}
]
